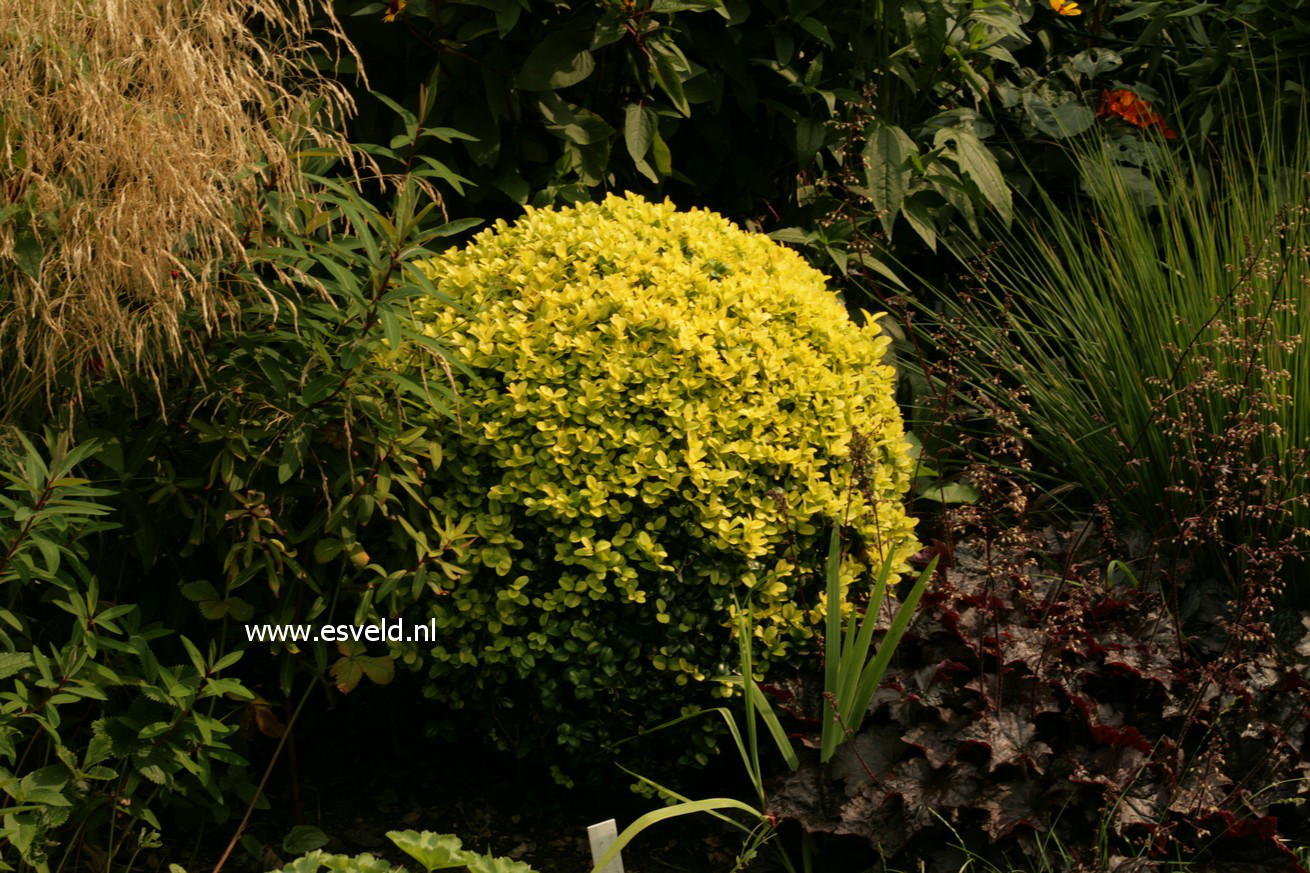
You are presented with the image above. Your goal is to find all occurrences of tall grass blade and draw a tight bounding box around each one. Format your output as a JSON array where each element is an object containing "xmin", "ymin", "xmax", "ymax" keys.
[{"xmin": 589, "ymin": 799, "xmax": 764, "ymax": 873}]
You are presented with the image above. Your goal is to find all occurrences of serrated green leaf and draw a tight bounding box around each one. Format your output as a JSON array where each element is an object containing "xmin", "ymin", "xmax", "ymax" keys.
[
  {"xmin": 226, "ymin": 597, "xmax": 254, "ymax": 622},
  {"xmin": 0, "ymin": 652, "xmax": 33, "ymax": 682},
  {"xmin": 181, "ymin": 581, "xmax": 219, "ymax": 603},
  {"xmin": 330, "ymin": 657, "xmax": 363, "ymax": 694},
  {"xmin": 466, "ymin": 856, "xmax": 536, "ymax": 873},
  {"xmin": 386, "ymin": 830, "xmax": 470, "ymax": 871}
]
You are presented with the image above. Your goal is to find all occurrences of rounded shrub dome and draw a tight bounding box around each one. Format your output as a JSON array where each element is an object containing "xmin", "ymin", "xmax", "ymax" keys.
[{"xmin": 405, "ymin": 192, "xmax": 918, "ymax": 764}]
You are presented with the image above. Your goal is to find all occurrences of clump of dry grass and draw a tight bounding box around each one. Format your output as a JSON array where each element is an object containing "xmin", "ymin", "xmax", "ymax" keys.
[{"xmin": 0, "ymin": 0, "xmax": 356, "ymax": 413}]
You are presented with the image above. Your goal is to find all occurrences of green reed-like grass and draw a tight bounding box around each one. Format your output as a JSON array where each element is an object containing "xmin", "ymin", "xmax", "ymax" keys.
[{"xmin": 927, "ymin": 108, "xmax": 1310, "ymax": 591}]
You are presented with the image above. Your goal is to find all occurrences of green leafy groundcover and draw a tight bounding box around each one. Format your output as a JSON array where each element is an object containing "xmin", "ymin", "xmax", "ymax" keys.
[
  {"xmin": 270, "ymin": 830, "xmax": 534, "ymax": 873},
  {"xmin": 392, "ymin": 192, "xmax": 919, "ymax": 767}
]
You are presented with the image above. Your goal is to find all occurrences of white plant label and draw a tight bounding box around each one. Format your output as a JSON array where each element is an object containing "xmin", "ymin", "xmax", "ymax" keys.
[{"xmin": 587, "ymin": 819, "xmax": 624, "ymax": 873}]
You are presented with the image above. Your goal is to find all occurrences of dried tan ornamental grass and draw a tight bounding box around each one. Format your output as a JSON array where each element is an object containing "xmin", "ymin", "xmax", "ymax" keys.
[{"xmin": 0, "ymin": 0, "xmax": 356, "ymax": 413}]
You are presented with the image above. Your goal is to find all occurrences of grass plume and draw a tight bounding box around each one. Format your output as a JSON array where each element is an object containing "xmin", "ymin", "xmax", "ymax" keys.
[{"xmin": 0, "ymin": 0, "xmax": 357, "ymax": 414}]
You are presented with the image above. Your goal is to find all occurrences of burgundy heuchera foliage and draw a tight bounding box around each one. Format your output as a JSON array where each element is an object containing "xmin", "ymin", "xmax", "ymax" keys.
[{"xmin": 768, "ymin": 539, "xmax": 1310, "ymax": 872}]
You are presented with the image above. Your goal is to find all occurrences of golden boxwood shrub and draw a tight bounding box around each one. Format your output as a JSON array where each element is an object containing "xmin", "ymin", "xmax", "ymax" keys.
[{"xmin": 404, "ymin": 192, "xmax": 917, "ymax": 764}]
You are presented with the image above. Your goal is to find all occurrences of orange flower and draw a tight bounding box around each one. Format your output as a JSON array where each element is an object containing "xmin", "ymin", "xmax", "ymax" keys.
[
  {"xmin": 1049, "ymin": 0, "xmax": 1082, "ymax": 15},
  {"xmin": 382, "ymin": 0, "xmax": 406, "ymax": 22},
  {"xmin": 1097, "ymin": 89, "xmax": 1177, "ymax": 140}
]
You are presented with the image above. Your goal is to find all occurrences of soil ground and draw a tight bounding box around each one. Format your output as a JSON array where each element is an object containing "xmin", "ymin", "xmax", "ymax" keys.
[{"xmin": 170, "ymin": 684, "xmax": 758, "ymax": 873}]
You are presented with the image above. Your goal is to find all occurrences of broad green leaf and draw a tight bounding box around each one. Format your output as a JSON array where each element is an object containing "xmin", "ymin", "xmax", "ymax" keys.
[
  {"xmin": 1023, "ymin": 92, "xmax": 1095, "ymax": 139},
  {"xmin": 16, "ymin": 764, "xmax": 71, "ymax": 807},
  {"xmin": 798, "ymin": 16, "xmax": 834, "ymax": 47},
  {"xmin": 852, "ymin": 251, "xmax": 910, "ymax": 291},
  {"xmin": 624, "ymin": 103, "xmax": 656, "ymax": 163},
  {"xmin": 302, "ymin": 374, "xmax": 338, "ymax": 405},
  {"xmin": 537, "ymin": 97, "xmax": 614, "ymax": 146},
  {"xmin": 225, "ymin": 597, "xmax": 254, "ymax": 622},
  {"xmin": 1070, "ymin": 48, "xmax": 1123, "ymax": 78},
  {"xmin": 651, "ymin": 129, "xmax": 673, "ymax": 175},
  {"xmin": 591, "ymin": 11, "xmax": 628, "ymax": 49},
  {"xmin": 942, "ymin": 128, "xmax": 1012, "ymax": 225},
  {"xmin": 493, "ymin": 0, "xmax": 520, "ymax": 36},
  {"xmin": 13, "ymin": 232, "xmax": 43, "ymax": 278},
  {"xmin": 386, "ymin": 831, "xmax": 469, "ymax": 871},
  {"xmin": 795, "ymin": 117, "xmax": 826, "ymax": 168},
  {"xmin": 516, "ymin": 31, "xmax": 595, "ymax": 91},
  {"xmin": 358, "ymin": 654, "xmax": 395, "ymax": 686},
  {"xmin": 862, "ymin": 121, "xmax": 914, "ymax": 236},
  {"xmin": 1081, "ymin": 162, "xmax": 1159, "ymax": 207},
  {"xmin": 0, "ymin": 652, "xmax": 33, "ymax": 682},
  {"xmin": 767, "ymin": 227, "xmax": 814, "ymax": 245},
  {"xmin": 314, "ymin": 539, "xmax": 344, "ymax": 563},
  {"xmin": 277, "ymin": 852, "xmax": 330, "ymax": 873},
  {"xmin": 283, "ymin": 826, "xmax": 330, "ymax": 855},
  {"xmin": 650, "ymin": 45, "xmax": 690, "ymax": 116},
  {"xmin": 330, "ymin": 657, "xmax": 362, "ymax": 693},
  {"xmin": 915, "ymin": 479, "xmax": 981, "ymax": 504},
  {"xmin": 428, "ymin": 217, "xmax": 483, "ymax": 238},
  {"xmin": 907, "ymin": 0, "xmax": 948, "ymax": 87}
]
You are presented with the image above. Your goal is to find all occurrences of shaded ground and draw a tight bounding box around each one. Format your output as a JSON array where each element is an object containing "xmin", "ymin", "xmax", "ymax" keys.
[{"xmin": 171, "ymin": 686, "xmax": 754, "ymax": 873}]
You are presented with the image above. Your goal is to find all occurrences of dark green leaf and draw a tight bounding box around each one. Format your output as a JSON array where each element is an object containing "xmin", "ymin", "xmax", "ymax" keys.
[
  {"xmin": 303, "ymin": 375, "xmax": 338, "ymax": 405},
  {"xmin": 902, "ymin": 194, "xmax": 938, "ymax": 251},
  {"xmin": 940, "ymin": 128, "xmax": 1012, "ymax": 225},
  {"xmin": 591, "ymin": 11, "xmax": 628, "ymax": 49},
  {"xmin": 283, "ymin": 826, "xmax": 330, "ymax": 855},
  {"xmin": 13, "ymin": 232, "xmax": 43, "ymax": 278},
  {"xmin": 516, "ymin": 31, "xmax": 596, "ymax": 91},
  {"xmin": 795, "ymin": 118, "xmax": 826, "ymax": 169},
  {"xmin": 624, "ymin": 103, "xmax": 656, "ymax": 163},
  {"xmin": 651, "ymin": 45, "xmax": 690, "ymax": 116},
  {"xmin": 862, "ymin": 121, "xmax": 914, "ymax": 236},
  {"xmin": 1023, "ymin": 92, "xmax": 1095, "ymax": 139}
]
